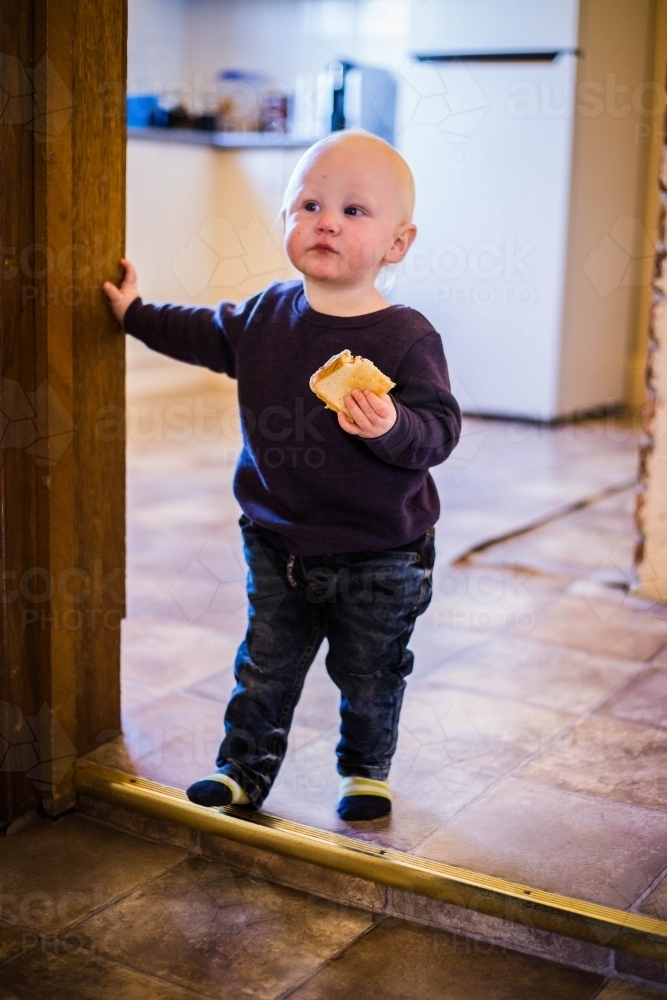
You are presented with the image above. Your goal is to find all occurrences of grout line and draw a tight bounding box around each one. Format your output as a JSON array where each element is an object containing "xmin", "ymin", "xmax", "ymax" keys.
[
  {"xmin": 409, "ymin": 653, "xmax": 665, "ymax": 854},
  {"xmin": 510, "ymin": 773, "xmax": 667, "ymax": 822},
  {"xmin": 453, "ymin": 478, "xmax": 636, "ymax": 564},
  {"xmin": 0, "ymin": 936, "xmax": 42, "ymax": 971},
  {"xmin": 631, "ymin": 860, "xmax": 667, "ymax": 913},
  {"xmin": 274, "ymin": 919, "xmax": 383, "ymax": 1000},
  {"xmin": 58, "ymin": 852, "xmax": 191, "ymax": 935},
  {"xmin": 588, "ymin": 982, "xmax": 613, "ymax": 999},
  {"xmin": 65, "ymin": 945, "xmax": 212, "ymax": 998}
]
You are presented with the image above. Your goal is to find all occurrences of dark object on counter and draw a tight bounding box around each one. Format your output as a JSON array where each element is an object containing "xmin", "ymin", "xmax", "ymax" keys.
[
  {"xmin": 193, "ymin": 114, "xmax": 217, "ymax": 131},
  {"xmin": 329, "ymin": 60, "xmax": 396, "ymax": 144},
  {"xmin": 167, "ymin": 104, "xmax": 193, "ymax": 129},
  {"xmin": 151, "ymin": 104, "xmax": 169, "ymax": 127}
]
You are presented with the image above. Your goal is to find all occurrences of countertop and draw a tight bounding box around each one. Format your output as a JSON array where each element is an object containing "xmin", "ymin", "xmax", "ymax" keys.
[{"xmin": 127, "ymin": 126, "xmax": 318, "ymax": 149}]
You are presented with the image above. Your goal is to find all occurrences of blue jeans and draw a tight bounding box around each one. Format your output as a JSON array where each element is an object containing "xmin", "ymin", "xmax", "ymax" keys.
[{"xmin": 216, "ymin": 516, "xmax": 435, "ymax": 807}]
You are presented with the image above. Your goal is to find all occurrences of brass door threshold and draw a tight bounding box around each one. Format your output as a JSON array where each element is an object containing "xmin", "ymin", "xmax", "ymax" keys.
[{"xmin": 75, "ymin": 759, "xmax": 667, "ymax": 963}]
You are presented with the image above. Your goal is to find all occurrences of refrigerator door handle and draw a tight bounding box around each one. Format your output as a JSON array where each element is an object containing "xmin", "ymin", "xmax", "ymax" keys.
[{"xmin": 414, "ymin": 49, "xmax": 582, "ymax": 63}]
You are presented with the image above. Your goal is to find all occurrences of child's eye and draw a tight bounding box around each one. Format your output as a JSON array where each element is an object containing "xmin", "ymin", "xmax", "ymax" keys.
[
  {"xmin": 344, "ymin": 206, "xmax": 364, "ymax": 216},
  {"xmin": 304, "ymin": 201, "xmax": 320, "ymax": 212}
]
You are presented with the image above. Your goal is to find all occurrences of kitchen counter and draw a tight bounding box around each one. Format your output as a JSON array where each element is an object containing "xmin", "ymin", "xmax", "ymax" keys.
[{"xmin": 128, "ymin": 126, "xmax": 317, "ymax": 149}]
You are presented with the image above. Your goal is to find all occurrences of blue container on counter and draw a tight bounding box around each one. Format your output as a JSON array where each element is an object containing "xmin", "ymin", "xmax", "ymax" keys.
[{"xmin": 127, "ymin": 95, "xmax": 166, "ymax": 127}]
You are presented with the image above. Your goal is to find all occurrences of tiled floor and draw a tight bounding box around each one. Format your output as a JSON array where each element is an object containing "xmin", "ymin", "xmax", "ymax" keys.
[
  {"xmin": 113, "ymin": 339, "xmax": 667, "ymax": 913},
  {"xmin": 2, "ymin": 810, "xmax": 657, "ymax": 999}
]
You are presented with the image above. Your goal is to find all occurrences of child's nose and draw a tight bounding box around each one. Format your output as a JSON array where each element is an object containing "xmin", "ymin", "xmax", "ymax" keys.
[{"xmin": 316, "ymin": 211, "xmax": 340, "ymax": 234}]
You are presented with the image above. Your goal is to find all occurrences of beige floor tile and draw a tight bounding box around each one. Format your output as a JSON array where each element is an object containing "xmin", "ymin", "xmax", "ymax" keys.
[
  {"xmin": 416, "ymin": 779, "xmax": 667, "ymax": 908},
  {"xmin": 0, "ymin": 814, "xmax": 183, "ymax": 935},
  {"xmin": 398, "ymin": 680, "xmax": 574, "ymax": 777},
  {"xmin": 289, "ymin": 919, "xmax": 603, "ymax": 999},
  {"xmin": 519, "ymin": 715, "xmax": 667, "ymax": 811},
  {"xmin": 426, "ymin": 563, "xmax": 565, "ymax": 637},
  {"xmin": 652, "ymin": 646, "xmax": 667, "ymax": 667},
  {"xmin": 408, "ymin": 619, "xmax": 493, "ymax": 680},
  {"xmin": 76, "ymin": 855, "xmax": 373, "ymax": 999},
  {"xmin": 122, "ymin": 675, "xmax": 172, "ymax": 713},
  {"xmin": 420, "ymin": 634, "xmax": 640, "ymax": 714},
  {"xmin": 266, "ymin": 729, "xmax": 500, "ymax": 853},
  {"xmin": 1, "ymin": 949, "xmax": 206, "ymax": 999},
  {"xmin": 81, "ymin": 734, "xmax": 139, "ymax": 773},
  {"xmin": 430, "ymin": 416, "xmax": 637, "ymax": 565},
  {"xmin": 131, "ymin": 739, "xmax": 218, "ymax": 791},
  {"xmin": 470, "ymin": 488, "xmax": 635, "ymax": 586},
  {"xmin": 184, "ymin": 667, "xmax": 235, "ymax": 704},
  {"xmin": 596, "ymin": 667, "xmax": 667, "ymax": 730},
  {"xmin": 122, "ymin": 690, "xmax": 225, "ymax": 764},
  {"xmin": 595, "ymin": 984, "xmax": 667, "ymax": 999},
  {"xmin": 638, "ymin": 870, "xmax": 667, "ymax": 920},
  {"xmin": 508, "ymin": 594, "xmax": 667, "ymax": 661},
  {"xmin": 122, "ymin": 616, "xmax": 238, "ymax": 690},
  {"xmin": 0, "ymin": 917, "xmax": 28, "ymax": 963}
]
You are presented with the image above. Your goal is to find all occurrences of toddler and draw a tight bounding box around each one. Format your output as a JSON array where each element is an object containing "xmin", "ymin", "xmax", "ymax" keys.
[{"xmin": 104, "ymin": 130, "xmax": 461, "ymax": 821}]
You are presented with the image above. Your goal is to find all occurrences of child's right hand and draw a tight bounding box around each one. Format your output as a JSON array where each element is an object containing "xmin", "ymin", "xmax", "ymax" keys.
[{"xmin": 103, "ymin": 258, "xmax": 140, "ymax": 326}]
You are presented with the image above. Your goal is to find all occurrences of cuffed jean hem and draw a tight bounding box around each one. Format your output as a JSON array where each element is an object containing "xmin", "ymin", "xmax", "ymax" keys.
[
  {"xmin": 337, "ymin": 763, "xmax": 391, "ymax": 780},
  {"xmin": 215, "ymin": 762, "xmax": 266, "ymax": 807}
]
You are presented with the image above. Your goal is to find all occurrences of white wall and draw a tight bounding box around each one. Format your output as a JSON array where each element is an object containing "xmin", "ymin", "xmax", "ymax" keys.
[
  {"xmin": 127, "ymin": 0, "xmax": 189, "ymax": 95},
  {"xmin": 126, "ymin": 139, "xmax": 302, "ymax": 306},
  {"xmin": 183, "ymin": 0, "xmax": 411, "ymax": 110}
]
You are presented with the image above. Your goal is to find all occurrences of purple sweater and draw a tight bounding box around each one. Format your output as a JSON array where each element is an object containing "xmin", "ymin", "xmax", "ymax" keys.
[{"xmin": 124, "ymin": 280, "xmax": 461, "ymax": 556}]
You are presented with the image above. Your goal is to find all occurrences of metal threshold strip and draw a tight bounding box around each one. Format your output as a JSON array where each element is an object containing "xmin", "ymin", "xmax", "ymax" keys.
[{"xmin": 75, "ymin": 759, "xmax": 667, "ymax": 963}]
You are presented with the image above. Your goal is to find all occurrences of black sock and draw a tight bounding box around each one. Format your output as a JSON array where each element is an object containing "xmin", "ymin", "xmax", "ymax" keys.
[{"xmin": 186, "ymin": 779, "xmax": 233, "ymax": 808}]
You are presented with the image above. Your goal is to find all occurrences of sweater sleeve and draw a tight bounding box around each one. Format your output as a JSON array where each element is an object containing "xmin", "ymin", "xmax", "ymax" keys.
[
  {"xmin": 123, "ymin": 294, "xmax": 261, "ymax": 378},
  {"xmin": 363, "ymin": 332, "xmax": 462, "ymax": 470}
]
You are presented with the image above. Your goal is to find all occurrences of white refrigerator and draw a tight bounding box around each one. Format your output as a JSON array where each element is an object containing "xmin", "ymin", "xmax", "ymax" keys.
[{"xmin": 392, "ymin": 0, "xmax": 653, "ymax": 420}]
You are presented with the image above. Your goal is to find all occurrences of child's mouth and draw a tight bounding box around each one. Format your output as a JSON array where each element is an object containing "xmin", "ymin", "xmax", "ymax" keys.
[{"xmin": 310, "ymin": 243, "xmax": 337, "ymax": 254}]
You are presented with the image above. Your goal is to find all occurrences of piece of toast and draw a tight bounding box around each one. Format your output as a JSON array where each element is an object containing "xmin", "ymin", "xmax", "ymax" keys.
[{"xmin": 309, "ymin": 349, "xmax": 395, "ymax": 419}]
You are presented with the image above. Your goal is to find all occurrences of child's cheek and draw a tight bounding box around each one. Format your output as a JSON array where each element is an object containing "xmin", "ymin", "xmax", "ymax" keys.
[{"xmin": 284, "ymin": 226, "xmax": 304, "ymax": 267}]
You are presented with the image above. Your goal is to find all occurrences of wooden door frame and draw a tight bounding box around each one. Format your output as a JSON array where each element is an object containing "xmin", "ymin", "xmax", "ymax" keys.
[{"xmin": 0, "ymin": 1, "xmax": 127, "ymax": 826}]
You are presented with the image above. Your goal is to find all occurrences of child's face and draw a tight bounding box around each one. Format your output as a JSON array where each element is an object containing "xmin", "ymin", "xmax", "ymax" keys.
[{"xmin": 283, "ymin": 142, "xmax": 415, "ymax": 289}]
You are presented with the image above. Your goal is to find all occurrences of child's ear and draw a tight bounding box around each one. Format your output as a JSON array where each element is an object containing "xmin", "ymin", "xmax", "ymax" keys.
[{"xmin": 384, "ymin": 223, "xmax": 417, "ymax": 264}]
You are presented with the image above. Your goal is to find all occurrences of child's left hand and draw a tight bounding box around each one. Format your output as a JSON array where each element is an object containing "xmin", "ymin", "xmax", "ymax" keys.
[{"xmin": 338, "ymin": 389, "xmax": 397, "ymax": 439}]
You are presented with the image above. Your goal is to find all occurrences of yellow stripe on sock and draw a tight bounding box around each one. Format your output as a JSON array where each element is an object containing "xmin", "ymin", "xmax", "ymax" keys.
[
  {"xmin": 339, "ymin": 777, "xmax": 391, "ymax": 800},
  {"xmin": 204, "ymin": 773, "xmax": 250, "ymax": 806}
]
